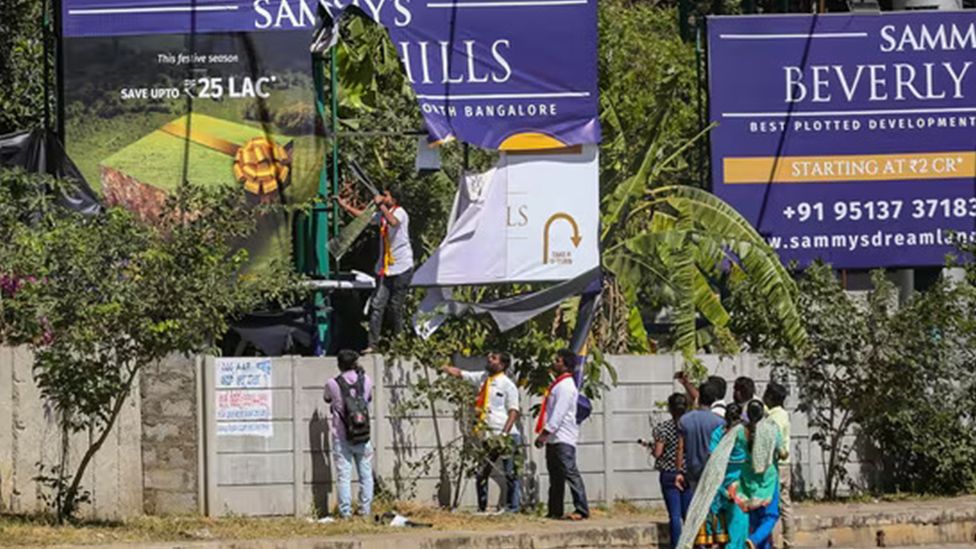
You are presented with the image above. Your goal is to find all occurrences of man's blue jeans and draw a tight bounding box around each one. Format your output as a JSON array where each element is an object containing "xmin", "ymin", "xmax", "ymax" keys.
[
  {"xmin": 660, "ymin": 471, "xmax": 692, "ymax": 549},
  {"xmin": 475, "ymin": 433, "xmax": 522, "ymax": 512},
  {"xmin": 333, "ymin": 439, "xmax": 374, "ymax": 518}
]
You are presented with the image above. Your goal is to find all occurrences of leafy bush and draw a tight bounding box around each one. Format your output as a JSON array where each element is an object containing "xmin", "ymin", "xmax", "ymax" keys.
[
  {"xmin": 1, "ymin": 168, "xmax": 305, "ymax": 520},
  {"xmin": 274, "ymin": 103, "xmax": 318, "ymax": 135},
  {"xmin": 0, "ymin": 0, "xmax": 49, "ymax": 134},
  {"xmin": 737, "ymin": 262, "xmax": 976, "ymax": 498},
  {"xmin": 856, "ymin": 265, "xmax": 976, "ymax": 495}
]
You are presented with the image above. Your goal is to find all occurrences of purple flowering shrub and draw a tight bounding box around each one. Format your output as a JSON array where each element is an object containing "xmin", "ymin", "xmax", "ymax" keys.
[{"xmin": 0, "ymin": 271, "xmax": 52, "ymax": 346}]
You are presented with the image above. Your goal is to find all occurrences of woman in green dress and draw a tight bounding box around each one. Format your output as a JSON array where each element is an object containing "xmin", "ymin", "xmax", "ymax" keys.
[{"xmin": 735, "ymin": 399, "xmax": 785, "ymax": 549}]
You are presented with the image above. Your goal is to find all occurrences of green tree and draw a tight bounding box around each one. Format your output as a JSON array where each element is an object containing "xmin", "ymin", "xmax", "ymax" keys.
[
  {"xmin": 0, "ymin": 168, "xmax": 303, "ymax": 521},
  {"xmin": 855, "ymin": 260, "xmax": 976, "ymax": 495},
  {"xmin": 0, "ymin": 0, "xmax": 50, "ymax": 134},
  {"xmin": 384, "ymin": 291, "xmax": 613, "ymax": 509},
  {"xmin": 752, "ymin": 263, "xmax": 873, "ymax": 499},
  {"xmin": 595, "ymin": 3, "xmax": 804, "ymax": 364},
  {"xmin": 743, "ymin": 261, "xmax": 976, "ymax": 498},
  {"xmin": 598, "ymin": 107, "xmax": 805, "ymax": 372},
  {"xmin": 599, "ymin": 1, "xmax": 702, "ymax": 192}
]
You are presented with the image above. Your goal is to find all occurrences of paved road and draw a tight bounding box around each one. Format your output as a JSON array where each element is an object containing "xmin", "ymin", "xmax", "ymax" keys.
[
  {"xmin": 885, "ymin": 545, "xmax": 975, "ymax": 548},
  {"xmin": 798, "ymin": 545, "xmax": 976, "ymax": 548}
]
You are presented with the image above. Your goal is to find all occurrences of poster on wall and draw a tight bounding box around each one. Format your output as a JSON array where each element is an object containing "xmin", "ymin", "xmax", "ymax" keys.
[
  {"xmin": 59, "ymin": 2, "xmax": 328, "ymax": 270},
  {"xmin": 709, "ymin": 13, "xmax": 976, "ymax": 269},
  {"xmin": 215, "ymin": 358, "xmax": 273, "ymax": 437}
]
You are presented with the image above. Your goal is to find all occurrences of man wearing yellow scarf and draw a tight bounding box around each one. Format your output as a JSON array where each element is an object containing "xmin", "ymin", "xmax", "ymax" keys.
[
  {"xmin": 336, "ymin": 186, "xmax": 414, "ymax": 352},
  {"xmin": 443, "ymin": 352, "xmax": 522, "ymax": 513}
]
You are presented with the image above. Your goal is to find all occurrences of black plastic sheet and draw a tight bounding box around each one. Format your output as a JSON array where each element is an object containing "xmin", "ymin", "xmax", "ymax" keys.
[
  {"xmin": 224, "ymin": 307, "xmax": 318, "ymax": 357},
  {"xmin": 0, "ymin": 128, "xmax": 101, "ymax": 215}
]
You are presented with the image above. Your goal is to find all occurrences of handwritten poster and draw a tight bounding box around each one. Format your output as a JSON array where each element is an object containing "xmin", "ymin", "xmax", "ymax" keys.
[
  {"xmin": 216, "ymin": 357, "xmax": 272, "ymax": 388},
  {"xmin": 215, "ymin": 358, "xmax": 273, "ymax": 437},
  {"xmin": 216, "ymin": 390, "xmax": 272, "ymax": 421}
]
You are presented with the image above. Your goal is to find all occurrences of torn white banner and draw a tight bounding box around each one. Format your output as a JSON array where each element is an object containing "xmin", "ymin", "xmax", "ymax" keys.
[{"xmin": 412, "ymin": 145, "xmax": 599, "ymax": 286}]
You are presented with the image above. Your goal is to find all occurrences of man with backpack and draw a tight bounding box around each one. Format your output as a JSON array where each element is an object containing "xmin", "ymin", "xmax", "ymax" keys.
[
  {"xmin": 442, "ymin": 351, "xmax": 522, "ymax": 513},
  {"xmin": 324, "ymin": 349, "xmax": 374, "ymax": 518}
]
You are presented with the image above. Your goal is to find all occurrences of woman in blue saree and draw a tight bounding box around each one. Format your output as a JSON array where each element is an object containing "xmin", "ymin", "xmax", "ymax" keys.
[
  {"xmin": 679, "ymin": 400, "xmax": 783, "ymax": 549},
  {"xmin": 680, "ymin": 403, "xmax": 748, "ymax": 549}
]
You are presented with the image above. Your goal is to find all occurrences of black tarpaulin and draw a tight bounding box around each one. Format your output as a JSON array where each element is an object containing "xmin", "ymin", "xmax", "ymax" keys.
[
  {"xmin": 0, "ymin": 129, "xmax": 102, "ymax": 215},
  {"xmin": 224, "ymin": 307, "xmax": 317, "ymax": 356},
  {"xmin": 415, "ymin": 267, "xmax": 602, "ymax": 336}
]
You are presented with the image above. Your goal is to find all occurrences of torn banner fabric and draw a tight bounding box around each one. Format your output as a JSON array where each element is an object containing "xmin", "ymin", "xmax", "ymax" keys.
[
  {"xmin": 413, "ymin": 267, "xmax": 601, "ymax": 339},
  {"xmin": 411, "ymin": 145, "xmax": 599, "ymax": 287}
]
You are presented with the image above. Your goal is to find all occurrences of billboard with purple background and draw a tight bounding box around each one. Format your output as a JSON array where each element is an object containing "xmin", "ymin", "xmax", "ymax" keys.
[
  {"xmin": 61, "ymin": 0, "xmax": 600, "ymax": 150},
  {"xmin": 709, "ymin": 13, "xmax": 976, "ymax": 269}
]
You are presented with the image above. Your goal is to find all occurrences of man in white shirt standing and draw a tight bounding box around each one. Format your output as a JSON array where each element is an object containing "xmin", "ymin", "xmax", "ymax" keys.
[
  {"xmin": 443, "ymin": 352, "xmax": 522, "ymax": 512},
  {"xmin": 336, "ymin": 186, "xmax": 414, "ymax": 351},
  {"xmin": 534, "ymin": 348, "xmax": 588, "ymax": 520}
]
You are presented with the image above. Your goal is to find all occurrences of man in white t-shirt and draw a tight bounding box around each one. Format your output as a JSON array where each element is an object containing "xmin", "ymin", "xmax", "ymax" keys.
[
  {"xmin": 337, "ymin": 186, "xmax": 414, "ymax": 351},
  {"xmin": 443, "ymin": 352, "xmax": 522, "ymax": 513}
]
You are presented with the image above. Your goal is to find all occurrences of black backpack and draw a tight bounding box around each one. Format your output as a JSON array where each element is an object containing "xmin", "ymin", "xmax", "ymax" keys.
[{"xmin": 336, "ymin": 370, "xmax": 370, "ymax": 444}]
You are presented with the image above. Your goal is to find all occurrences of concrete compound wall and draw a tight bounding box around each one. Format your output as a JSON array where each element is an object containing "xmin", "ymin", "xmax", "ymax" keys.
[
  {"xmin": 200, "ymin": 354, "xmax": 868, "ymax": 517},
  {"xmin": 0, "ymin": 348, "xmax": 868, "ymax": 518},
  {"xmin": 604, "ymin": 354, "xmax": 867, "ymax": 504},
  {"xmin": 0, "ymin": 346, "xmax": 143, "ymax": 518},
  {"xmin": 140, "ymin": 354, "xmax": 205, "ymax": 515}
]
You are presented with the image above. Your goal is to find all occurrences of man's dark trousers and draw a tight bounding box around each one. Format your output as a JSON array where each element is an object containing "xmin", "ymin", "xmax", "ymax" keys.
[
  {"xmin": 368, "ymin": 268, "xmax": 412, "ymax": 348},
  {"xmin": 545, "ymin": 442, "xmax": 588, "ymax": 518}
]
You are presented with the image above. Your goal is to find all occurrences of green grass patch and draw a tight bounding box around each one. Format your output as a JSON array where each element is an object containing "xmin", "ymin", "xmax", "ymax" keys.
[{"xmin": 101, "ymin": 114, "xmax": 291, "ymax": 193}]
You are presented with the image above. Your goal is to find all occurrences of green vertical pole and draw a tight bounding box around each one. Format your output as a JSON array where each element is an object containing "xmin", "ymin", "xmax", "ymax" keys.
[
  {"xmin": 312, "ymin": 52, "xmax": 332, "ymax": 353},
  {"xmin": 678, "ymin": 0, "xmax": 691, "ymax": 42},
  {"xmin": 330, "ymin": 47, "xmax": 340, "ymax": 271}
]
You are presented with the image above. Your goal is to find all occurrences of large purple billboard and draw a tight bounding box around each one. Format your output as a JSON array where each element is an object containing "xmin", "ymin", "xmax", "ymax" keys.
[
  {"xmin": 709, "ymin": 13, "xmax": 976, "ymax": 269},
  {"xmin": 61, "ymin": 0, "xmax": 600, "ymax": 150}
]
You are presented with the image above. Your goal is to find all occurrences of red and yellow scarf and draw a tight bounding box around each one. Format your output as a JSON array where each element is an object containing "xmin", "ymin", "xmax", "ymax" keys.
[
  {"xmin": 474, "ymin": 372, "xmax": 503, "ymax": 431},
  {"xmin": 378, "ymin": 206, "xmax": 398, "ymax": 276},
  {"xmin": 535, "ymin": 372, "xmax": 573, "ymax": 434}
]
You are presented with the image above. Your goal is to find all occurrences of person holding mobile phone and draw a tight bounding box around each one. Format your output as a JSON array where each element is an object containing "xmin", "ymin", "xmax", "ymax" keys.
[{"xmin": 653, "ymin": 392, "xmax": 690, "ymax": 549}]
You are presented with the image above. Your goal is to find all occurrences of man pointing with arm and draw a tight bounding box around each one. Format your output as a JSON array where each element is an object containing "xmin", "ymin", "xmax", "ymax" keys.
[{"xmin": 443, "ymin": 352, "xmax": 522, "ymax": 512}]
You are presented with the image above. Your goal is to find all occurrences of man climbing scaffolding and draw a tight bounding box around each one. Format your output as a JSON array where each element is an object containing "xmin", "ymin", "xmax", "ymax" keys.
[{"xmin": 335, "ymin": 185, "xmax": 414, "ymax": 352}]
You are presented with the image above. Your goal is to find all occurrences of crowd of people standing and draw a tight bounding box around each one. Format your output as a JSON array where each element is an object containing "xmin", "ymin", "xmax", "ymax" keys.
[
  {"xmin": 653, "ymin": 373, "xmax": 794, "ymax": 549},
  {"xmin": 323, "ymin": 347, "xmax": 590, "ymax": 521},
  {"xmin": 323, "ymin": 334, "xmax": 791, "ymax": 546},
  {"xmin": 332, "ymin": 188, "xmax": 591, "ymax": 520}
]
